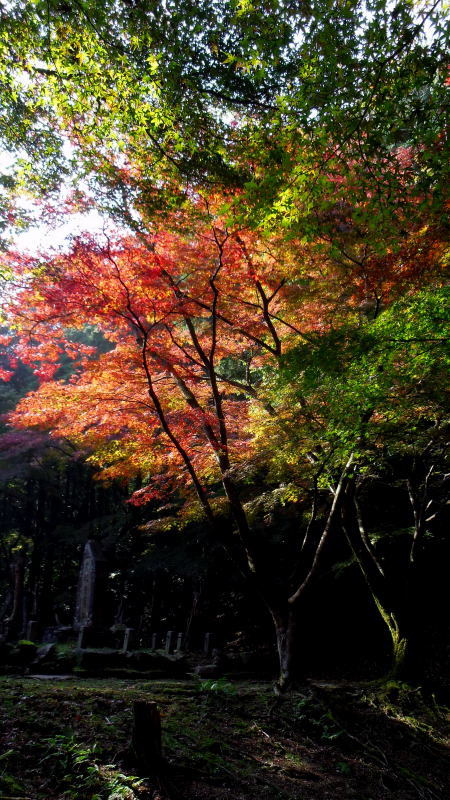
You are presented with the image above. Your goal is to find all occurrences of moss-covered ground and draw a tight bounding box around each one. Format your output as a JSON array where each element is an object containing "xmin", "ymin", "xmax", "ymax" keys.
[{"xmin": 0, "ymin": 676, "xmax": 448, "ymax": 799}]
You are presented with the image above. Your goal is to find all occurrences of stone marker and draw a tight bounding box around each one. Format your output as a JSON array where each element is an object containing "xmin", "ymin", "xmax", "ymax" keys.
[
  {"xmin": 26, "ymin": 620, "xmax": 40, "ymax": 642},
  {"xmin": 54, "ymin": 625, "xmax": 73, "ymax": 643},
  {"xmin": 77, "ymin": 625, "xmax": 88, "ymax": 649},
  {"xmin": 165, "ymin": 630, "xmax": 176, "ymax": 655},
  {"xmin": 203, "ymin": 632, "xmax": 216, "ymax": 656},
  {"xmin": 176, "ymin": 632, "xmax": 185, "ymax": 651},
  {"xmin": 32, "ymin": 642, "xmax": 56, "ymax": 665},
  {"xmin": 195, "ymin": 663, "xmax": 220, "ymax": 678},
  {"xmin": 74, "ymin": 540, "xmax": 107, "ymax": 631},
  {"xmin": 42, "ymin": 626, "xmax": 58, "ymax": 643},
  {"xmin": 122, "ymin": 627, "xmax": 135, "ymax": 652},
  {"xmin": 151, "ymin": 632, "xmax": 159, "ymax": 650}
]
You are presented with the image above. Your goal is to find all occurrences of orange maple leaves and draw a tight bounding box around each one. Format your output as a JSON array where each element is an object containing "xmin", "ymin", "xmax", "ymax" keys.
[{"xmin": 2, "ymin": 202, "xmax": 443, "ymax": 510}]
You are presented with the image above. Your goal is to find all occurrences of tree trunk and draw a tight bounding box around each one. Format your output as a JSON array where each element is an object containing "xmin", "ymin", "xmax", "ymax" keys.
[
  {"xmin": 372, "ymin": 597, "xmax": 409, "ymax": 678},
  {"xmin": 271, "ymin": 607, "xmax": 298, "ymax": 693},
  {"xmin": 185, "ymin": 585, "xmax": 201, "ymax": 647},
  {"xmin": 341, "ymin": 486, "xmax": 411, "ymax": 679},
  {"xmin": 148, "ymin": 576, "xmax": 161, "ymax": 631},
  {"xmin": 391, "ymin": 631, "xmax": 409, "ymax": 679},
  {"xmin": 132, "ymin": 700, "xmax": 163, "ymax": 775},
  {"xmin": 5, "ymin": 554, "xmax": 25, "ymax": 639}
]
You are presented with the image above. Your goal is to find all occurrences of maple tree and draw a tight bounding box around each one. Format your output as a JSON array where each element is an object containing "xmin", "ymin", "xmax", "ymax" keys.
[
  {"xmin": 1, "ymin": 211, "xmax": 315, "ymax": 687},
  {"xmin": 259, "ymin": 281, "xmax": 449, "ymax": 673},
  {"xmin": 0, "ymin": 1, "xmax": 448, "ymax": 686},
  {"xmin": 0, "ymin": 1, "xmax": 447, "ymax": 241},
  {"xmin": 1, "ymin": 191, "xmax": 447, "ymax": 684}
]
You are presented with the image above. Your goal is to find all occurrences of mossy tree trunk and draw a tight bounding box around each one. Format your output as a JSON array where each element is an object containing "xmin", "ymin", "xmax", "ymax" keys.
[
  {"xmin": 342, "ymin": 481, "xmax": 413, "ymax": 678},
  {"xmin": 372, "ymin": 597, "xmax": 409, "ymax": 678}
]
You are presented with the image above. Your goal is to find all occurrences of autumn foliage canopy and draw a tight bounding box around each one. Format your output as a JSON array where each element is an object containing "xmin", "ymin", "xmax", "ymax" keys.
[{"xmin": 0, "ymin": 0, "xmax": 448, "ymax": 687}]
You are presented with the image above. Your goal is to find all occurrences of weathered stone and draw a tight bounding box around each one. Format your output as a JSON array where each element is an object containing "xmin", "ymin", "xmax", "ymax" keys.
[
  {"xmin": 212, "ymin": 647, "xmax": 223, "ymax": 662},
  {"xmin": 26, "ymin": 620, "xmax": 40, "ymax": 642},
  {"xmin": 54, "ymin": 626, "xmax": 73, "ymax": 643},
  {"xmin": 121, "ymin": 628, "xmax": 135, "ymax": 652},
  {"xmin": 126, "ymin": 650, "xmax": 188, "ymax": 676},
  {"xmin": 165, "ymin": 630, "xmax": 176, "ymax": 655},
  {"xmin": 42, "ymin": 626, "xmax": 58, "ymax": 643},
  {"xmin": 76, "ymin": 626, "xmax": 115, "ymax": 649},
  {"xmin": 75, "ymin": 648, "xmax": 126, "ymax": 673},
  {"xmin": 126, "ymin": 651, "xmax": 160, "ymax": 670},
  {"xmin": 203, "ymin": 632, "xmax": 216, "ymax": 655},
  {"xmin": 8, "ymin": 640, "xmax": 37, "ymax": 666},
  {"xmin": 33, "ymin": 643, "xmax": 56, "ymax": 664},
  {"xmin": 77, "ymin": 626, "xmax": 89, "ymax": 649},
  {"xmin": 74, "ymin": 540, "xmax": 108, "ymax": 631},
  {"xmin": 110, "ymin": 623, "xmax": 127, "ymax": 633},
  {"xmin": 194, "ymin": 663, "xmax": 221, "ymax": 678},
  {"xmin": 151, "ymin": 633, "xmax": 159, "ymax": 650},
  {"xmin": 31, "ymin": 643, "xmax": 77, "ymax": 675},
  {"xmin": 176, "ymin": 632, "xmax": 185, "ymax": 651}
]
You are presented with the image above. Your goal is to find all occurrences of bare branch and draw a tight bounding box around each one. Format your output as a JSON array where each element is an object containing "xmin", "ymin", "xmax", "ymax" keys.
[{"xmin": 288, "ymin": 453, "xmax": 354, "ymax": 604}]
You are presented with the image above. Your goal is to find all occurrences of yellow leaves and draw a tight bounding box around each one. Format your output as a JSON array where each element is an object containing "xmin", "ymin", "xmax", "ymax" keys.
[
  {"xmin": 235, "ymin": 0, "xmax": 255, "ymax": 16},
  {"xmin": 146, "ymin": 53, "xmax": 160, "ymax": 75}
]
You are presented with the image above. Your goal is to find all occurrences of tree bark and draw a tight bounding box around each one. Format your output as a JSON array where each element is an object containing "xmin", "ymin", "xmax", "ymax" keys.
[
  {"xmin": 341, "ymin": 484, "xmax": 411, "ymax": 678},
  {"xmin": 271, "ymin": 606, "xmax": 298, "ymax": 693},
  {"xmin": 5, "ymin": 553, "xmax": 25, "ymax": 639},
  {"xmin": 132, "ymin": 700, "xmax": 163, "ymax": 775},
  {"xmin": 371, "ymin": 595, "xmax": 409, "ymax": 678}
]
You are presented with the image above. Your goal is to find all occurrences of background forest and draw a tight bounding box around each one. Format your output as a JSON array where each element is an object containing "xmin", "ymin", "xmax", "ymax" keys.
[{"xmin": 0, "ymin": 0, "xmax": 448, "ymax": 698}]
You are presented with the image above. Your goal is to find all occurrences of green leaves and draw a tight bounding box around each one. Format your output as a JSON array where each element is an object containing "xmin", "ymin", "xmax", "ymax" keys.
[
  {"xmin": 0, "ymin": 0, "xmax": 447, "ymax": 515},
  {"xmin": 262, "ymin": 285, "xmax": 449, "ymax": 479},
  {"xmin": 1, "ymin": 0, "xmax": 446, "ymax": 238}
]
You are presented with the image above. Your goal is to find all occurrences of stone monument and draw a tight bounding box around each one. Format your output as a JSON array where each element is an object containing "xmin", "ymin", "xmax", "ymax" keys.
[{"xmin": 74, "ymin": 540, "xmax": 108, "ymax": 632}]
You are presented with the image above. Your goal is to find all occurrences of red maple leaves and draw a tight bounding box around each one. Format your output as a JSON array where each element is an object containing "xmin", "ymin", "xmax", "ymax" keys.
[{"xmin": 2, "ymin": 200, "xmax": 443, "ymax": 512}]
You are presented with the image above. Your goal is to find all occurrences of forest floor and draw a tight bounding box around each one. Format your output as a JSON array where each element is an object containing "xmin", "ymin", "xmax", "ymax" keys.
[{"xmin": 0, "ymin": 675, "xmax": 448, "ymax": 800}]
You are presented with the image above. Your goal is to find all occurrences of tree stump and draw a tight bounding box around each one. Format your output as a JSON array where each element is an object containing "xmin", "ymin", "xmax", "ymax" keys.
[{"xmin": 132, "ymin": 700, "xmax": 163, "ymax": 775}]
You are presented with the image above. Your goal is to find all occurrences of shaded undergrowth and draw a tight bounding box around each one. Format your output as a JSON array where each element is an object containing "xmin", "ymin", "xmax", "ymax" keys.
[{"xmin": 0, "ymin": 676, "xmax": 448, "ymax": 799}]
